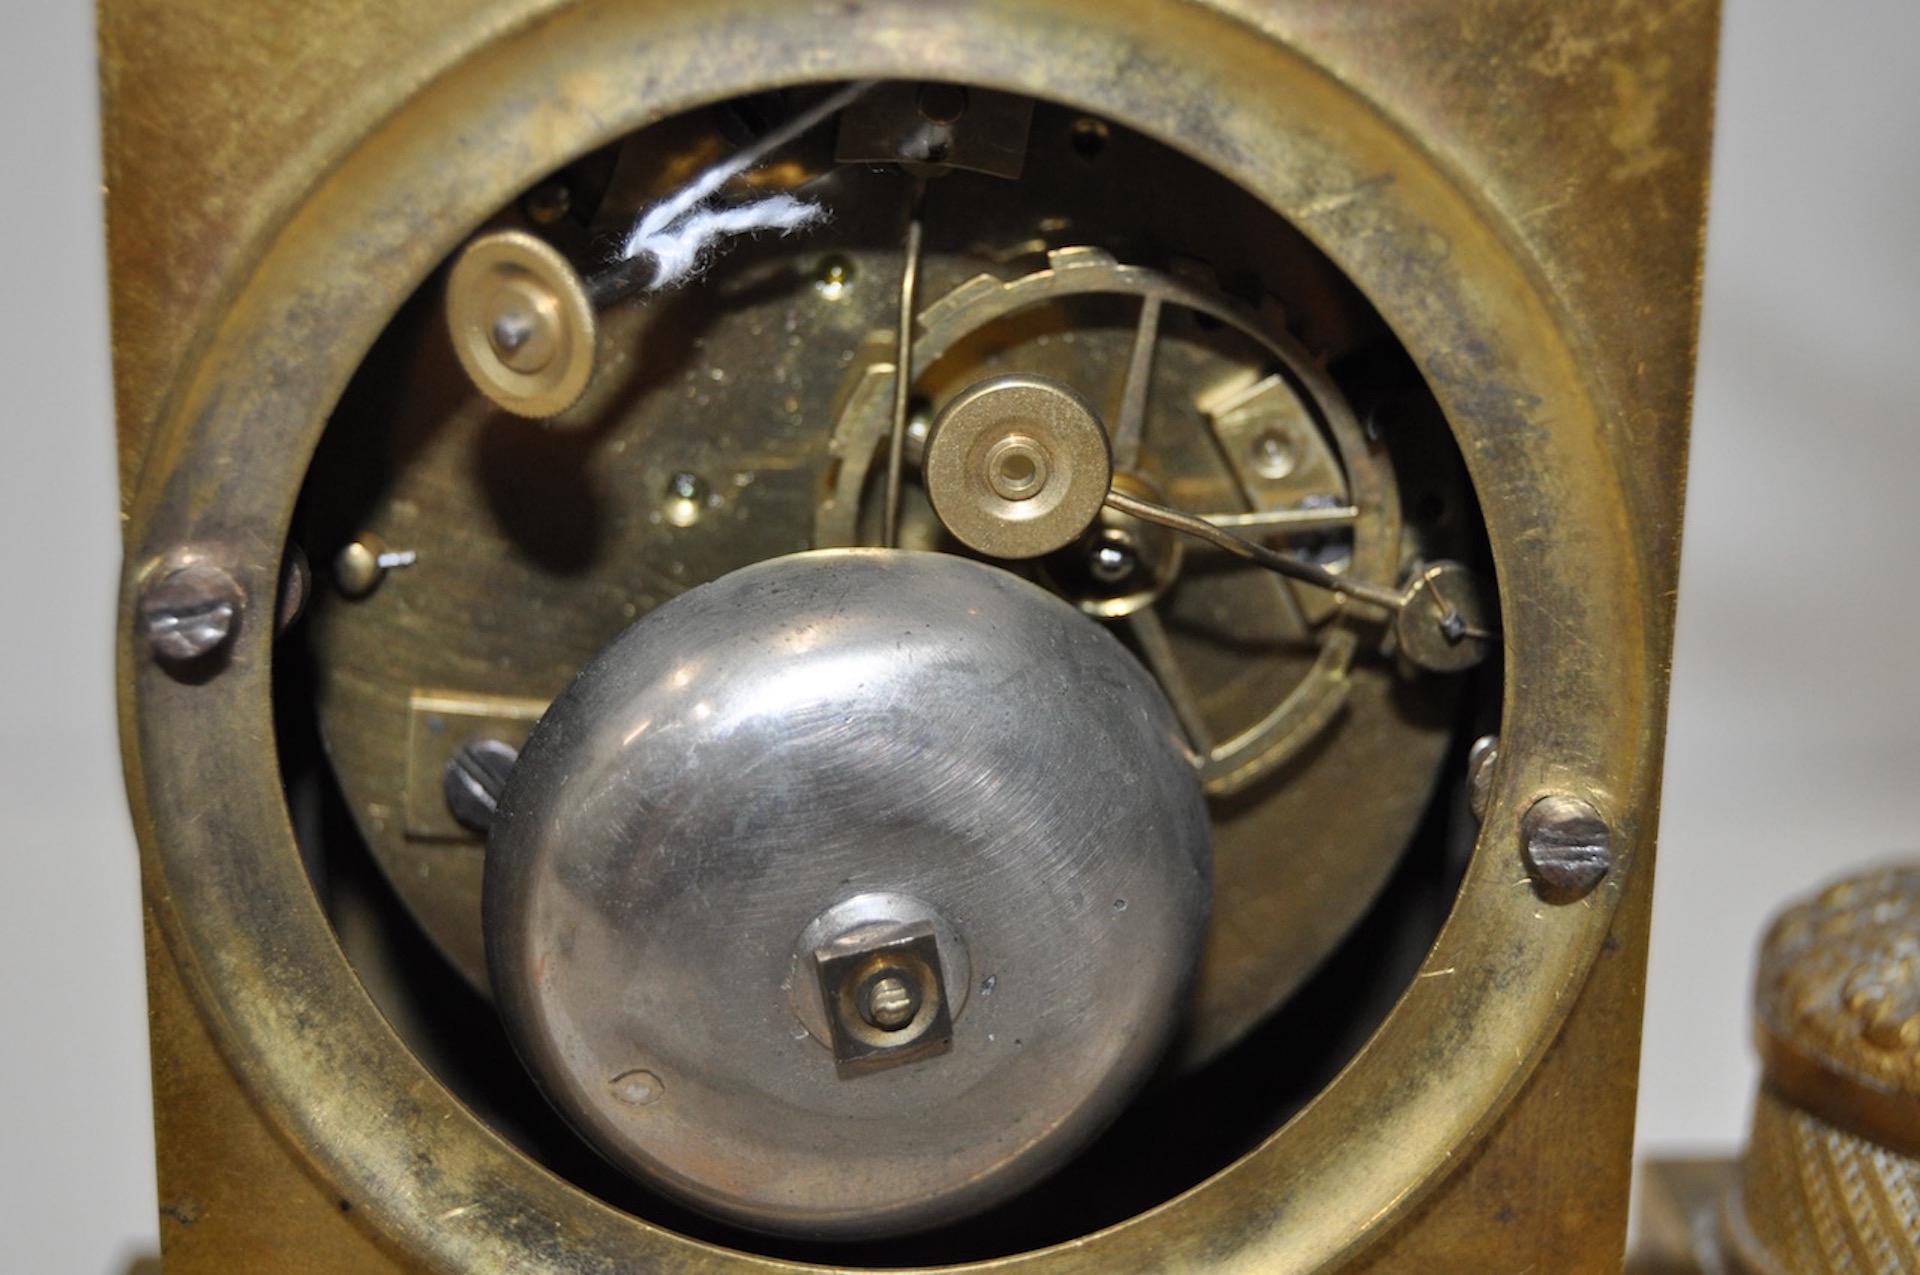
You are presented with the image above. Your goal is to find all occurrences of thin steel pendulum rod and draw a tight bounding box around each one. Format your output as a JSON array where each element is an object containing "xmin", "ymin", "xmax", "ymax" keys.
[
  {"xmin": 1110, "ymin": 296, "xmax": 1162, "ymax": 471},
  {"xmin": 1124, "ymin": 607, "xmax": 1215, "ymax": 753},
  {"xmin": 1200, "ymin": 505, "xmax": 1360, "ymax": 533},
  {"xmin": 883, "ymin": 190, "xmax": 926, "ymax": 548},
  {"xmin": 1103, "ymin": 487, "xmax": 1407, "ymax": 612}
]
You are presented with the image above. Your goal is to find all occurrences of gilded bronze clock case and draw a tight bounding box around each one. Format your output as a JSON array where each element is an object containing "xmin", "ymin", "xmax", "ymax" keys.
[{"xmin": 107, "ymin": 1, "xmax": 1715, "ymax": 1269}]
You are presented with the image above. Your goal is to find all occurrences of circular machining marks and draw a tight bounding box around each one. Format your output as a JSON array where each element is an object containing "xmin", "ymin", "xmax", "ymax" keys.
[
  {"xmin": 483, "ymin": 550, "xmax": 1212, "ymax": 1239},
  {"xmin": 922, "ymin": 374, "xmax": 1114, "ymax": 560}
]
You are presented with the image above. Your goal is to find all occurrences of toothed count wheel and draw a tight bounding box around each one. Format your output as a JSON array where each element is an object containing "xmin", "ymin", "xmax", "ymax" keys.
[{"xmin": 819, "ymin": 247, "xmax": 1406, "ymax": 796}]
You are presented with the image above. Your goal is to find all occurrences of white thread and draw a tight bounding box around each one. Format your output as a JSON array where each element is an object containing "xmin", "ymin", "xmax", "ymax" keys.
[
  {"xmin": 634, "ymin": 195, "xmax": 828, "ymax": 291},
  {"xmin": 619, "ymin": 81, "xmax": 873, "ymax": 291}
]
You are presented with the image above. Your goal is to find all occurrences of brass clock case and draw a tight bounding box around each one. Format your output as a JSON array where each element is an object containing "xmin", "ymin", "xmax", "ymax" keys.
[{"xmin": 111, "ymin": 0, "xmax": 1710, "ymax": 1269}]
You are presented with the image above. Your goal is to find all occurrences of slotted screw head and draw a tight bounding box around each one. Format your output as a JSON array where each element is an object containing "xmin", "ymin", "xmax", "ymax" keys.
[
  {"xmin": 138, "ymin": 557, "xmax": 243, "ymax": 664},
  {"xmin": 1466, "ymin": 734, "xmax": 1498, "ymax": 821},
  {"xmin": 860, "ymin": 974, "xmax": 920, "ymax": 1032},
  {"xmin": 443, "ymin": 738, "xmax": 520, "ymax": 834},
  {"xmin": 1521, "ymin": 793, "xmax": 1612, "ymax": 900}
]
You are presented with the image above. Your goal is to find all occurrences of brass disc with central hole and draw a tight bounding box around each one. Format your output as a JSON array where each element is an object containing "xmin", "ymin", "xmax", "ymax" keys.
[
  {"xmin": 921, "ymin": 374, "xmax": 1113, "ymax": 558},
  {"xmin": 444, "ymin": 230, "xmax": 597, "ymax": 419}
]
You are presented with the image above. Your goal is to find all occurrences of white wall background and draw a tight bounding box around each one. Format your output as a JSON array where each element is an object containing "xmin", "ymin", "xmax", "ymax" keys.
[
  {"xmin": 0, "ymin": 3, "xmax": 1914, "ymax": 1269},
  {"xmin": 1644, "ymin": 0, "xmax": 1920, "ymax": 1156},
  {"xmin": 0, "ymin": 4, "xmax": 156, "ymax": 1274}
]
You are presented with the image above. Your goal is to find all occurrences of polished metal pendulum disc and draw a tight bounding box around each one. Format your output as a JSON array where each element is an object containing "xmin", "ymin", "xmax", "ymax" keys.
[{"xmin": 483, "ymin": 550, "xmax": 1211, "ymax": 1239}]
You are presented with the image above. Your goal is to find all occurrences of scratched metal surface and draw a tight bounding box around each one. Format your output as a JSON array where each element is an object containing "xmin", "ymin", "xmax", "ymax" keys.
[
  {"xmin": 105, "ymin": 0, "xmax": 1713, "ymax": 1270},
  {"xmin": 487, "ymin": 551, "xmax": 1211, "ymax": 1236}
]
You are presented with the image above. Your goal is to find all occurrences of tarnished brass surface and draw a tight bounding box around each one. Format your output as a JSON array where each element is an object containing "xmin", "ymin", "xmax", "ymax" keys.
[
  {"xmin": 1722, "ymin": 866, "xmax": 1920, "ymax": 1274},
  {"xmin": 920, "ymin": 373, "xmax": 1114, "ymax": 561},
  {"xmin": 1728, "ymin": 1093, "xmax": 1920, "ymax": 1275},
  {"xmin": 1626, "ymin": 873, "xmax": 1920, "ymax": 1275},
  {"xmin": 1630, "ymin": 1158, "xmax": 1737, "ymax": 1274},
  {"xmin": 818, "ymin": 245, "xmax": 1407, "ymax": 798},
  {"xmin": 301, "ymin": 141, "xmax": 1451, "ymax": 1069},
  {"xmin": 444, "ymin": 230, "xmax": 598, "ymax": 419},
  {"xmin": 107, "ymin": 1, "xmax": 1715, "ymax": 1272},
  {"xmin": 402, "ymin": 692, "xmax": 545, "ymax": 843},
  {"xmin": 1753, "ymin": 864, "xmax": 1920, "ymax": 1158},
  {"xmin": 143, "ymin": 911, "xmax": 409, "ymax": 1274},
  {"xmin": 1355, "ymin": 845, "xmax": 1659, "ymax": 1271}
]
